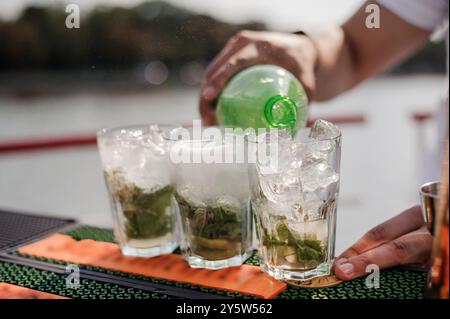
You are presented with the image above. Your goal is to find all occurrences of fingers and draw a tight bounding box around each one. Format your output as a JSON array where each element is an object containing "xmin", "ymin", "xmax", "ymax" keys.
[
  {"xmin": 338, "ymin": 206, "xmax": 425, "ymax": 259},
  {"xmin": 199, "ymin": 43, "xmax": 261, "ymax": 125},
  {"xmin": 199, "ymin": 86, "xmax": 218, "ymax": 126},
  {"xmin": 207, "ymin": 45, "xmax": 261, "ymax": 95},
  {"xmin": 203, "ymin": 31, "xmax": 251, "ymax": 81},
  {"xmin": 335, "ymin": 226, "xmax": 432, "ymax": 280}
]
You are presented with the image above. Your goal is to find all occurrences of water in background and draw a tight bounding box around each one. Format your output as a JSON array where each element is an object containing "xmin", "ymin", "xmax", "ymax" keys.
[{"xmin": 0, "ymin": 75, "xmax": 446, "ymax": 253}]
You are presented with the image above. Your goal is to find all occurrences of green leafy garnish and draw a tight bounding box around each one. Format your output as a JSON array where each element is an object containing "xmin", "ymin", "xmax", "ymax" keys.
[
  {"xmin": 175, "ymin": 192, "xmax": 246, "ymax": 261},
  {"xmin": 105, "ymin": 169, "xmax": 174, "ymax": 240},
  {"xmin": 263, "ymin": 221, "xmax": 326, "ymax": 268}
]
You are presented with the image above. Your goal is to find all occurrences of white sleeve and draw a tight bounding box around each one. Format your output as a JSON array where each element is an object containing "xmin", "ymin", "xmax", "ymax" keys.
[{"xmin": 377, "ymin": 0, "xmax": 449, "ymax": 31}]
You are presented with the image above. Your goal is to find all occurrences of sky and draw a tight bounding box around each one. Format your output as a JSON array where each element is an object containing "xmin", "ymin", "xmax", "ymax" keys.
[{"xmin": 0, "ymin": 0, "xmax": 365, "ymax": 31}]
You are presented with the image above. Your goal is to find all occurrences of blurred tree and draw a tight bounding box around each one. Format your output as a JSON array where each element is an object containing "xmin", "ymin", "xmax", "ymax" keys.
[
  {"xmin": 0, "ymin": 1, "xmax": 443, "ymax": 74},
  {"xmin": 0, "ymin": 1, "xmax": 264, "ymax": 71}
]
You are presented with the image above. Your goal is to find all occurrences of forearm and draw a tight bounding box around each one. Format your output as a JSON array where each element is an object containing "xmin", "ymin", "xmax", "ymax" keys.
[
  {"xmin": 311, "ymin": 27, "xmax": 357, "ymax": 101},
  {"xmin": 310, "ymin": 1, "xmax": 430, "ymax": 102}
]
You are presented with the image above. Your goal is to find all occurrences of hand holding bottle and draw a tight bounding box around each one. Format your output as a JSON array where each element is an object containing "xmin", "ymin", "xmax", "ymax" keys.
[{"xmin": 199, "ymin": 30, "xmax": 319, "ymax": 125}]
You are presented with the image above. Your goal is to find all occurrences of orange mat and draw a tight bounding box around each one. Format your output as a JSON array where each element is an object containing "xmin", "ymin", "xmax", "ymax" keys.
[
  {"xmin": 0, "ymin": 283, "xmax": 67, "ymax": 299},
  {"xmin": 18, "ymin": 234, "xmax": 286, "ymax": 299}
]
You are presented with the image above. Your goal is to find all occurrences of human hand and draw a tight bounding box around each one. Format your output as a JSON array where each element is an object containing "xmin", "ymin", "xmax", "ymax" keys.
[
  {"xmin": 199, "ymin": 30, "xmax": 319, "ymax": 125},
  {"xmin": 334, "ymin": 205, "xmax": 433, "ymax": 280}
]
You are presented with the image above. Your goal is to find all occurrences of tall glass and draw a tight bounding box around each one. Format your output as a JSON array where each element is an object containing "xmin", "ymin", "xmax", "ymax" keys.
[
  {"xmin": 167, "ymin": 127, "xmax": 253, "ymax": 269},
  {"xmin": 249, "ymin": 121, "xmax": 341, "ymax": 281},
  {"xmin": 97, "ymin": 124, "xmax": 179, "ymax": 257}
]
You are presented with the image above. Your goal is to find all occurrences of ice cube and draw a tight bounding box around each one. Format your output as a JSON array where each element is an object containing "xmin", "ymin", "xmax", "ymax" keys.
[
  {"xmin": 258, "ymin": 169, "xmax": 302, "ymax": 204},
  {"xmin": 124, "ymin": 145, "xmax": 170, "ymax": 189},
  {"xmin": 142, "ymin": 124, "xmax": 167, "ymax": 156},
  {"xmin": 309, "ymin": 139, "xmax": 335, "ymax": 157},
  {"xmin": 292, "ymin": 191, "xmax": 323, "ymax": 222},
  {"xmin": 291, "ymin": 136, "xmax": 334, "ymax": 165},
  {"xmin": 255, "ymin": 200, "xmax": 276, "ymax": 220},
  {"xmin": 100, "ymin": 124, "xmax": 173, "ymax": 190},
  {"xmin": 299, "ymin": 157, "xmax": 339, "ymax": 192},
  {"xmin": 303, "ymin": 192, "xmax": 322, "ymax": 217},
  {"xmin": 256, "ymin": 132, "xmax": 294, "ymax": 174},
  {"xmin": 309, "ymin": 119, "xmax": 340, "ymax": 140}
]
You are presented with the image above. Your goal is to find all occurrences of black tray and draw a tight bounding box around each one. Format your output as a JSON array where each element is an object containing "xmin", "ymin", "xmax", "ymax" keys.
[{"xmin": 0, "ymin": 208, "xmax": 77, "ymax": 253}]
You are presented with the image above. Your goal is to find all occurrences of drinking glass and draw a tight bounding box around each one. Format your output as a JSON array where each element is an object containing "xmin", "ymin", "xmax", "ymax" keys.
[
  {"xmin": 249, "ymin": 121, "xmax": 341, "ymax": 281},
  {"xmin": 97, "ymin": 124, "xmax": 179, "ymax": 257},
  {"xmin": 167, "ymin": 127, "xmax": 253, "ymax": 269},
  {"xmin": 420, "ymin": 181, "xmax": 440, "ymax": 234}
]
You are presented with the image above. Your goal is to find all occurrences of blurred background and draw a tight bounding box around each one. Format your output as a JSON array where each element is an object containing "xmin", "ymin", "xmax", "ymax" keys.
[{"xmin": 0, "ymin": 0, "xmax": 447, "ymax": 253}]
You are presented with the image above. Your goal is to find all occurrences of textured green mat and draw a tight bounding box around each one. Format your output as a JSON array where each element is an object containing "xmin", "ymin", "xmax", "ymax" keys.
[
  {"xmin": 0, "ymin": 262, "xmax": 170, "ymax": 299},
  {"xmin": 0, "ymin": 226, "xmax": 427, "ymax": 299}
]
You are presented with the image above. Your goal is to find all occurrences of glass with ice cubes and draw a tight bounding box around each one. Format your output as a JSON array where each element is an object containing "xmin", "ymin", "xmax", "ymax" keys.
[
  {"xmin": 97, "ymin": 124, "xmax": 180, "ymax": 257},
  {"xmin": 249, "ymin": 120, "xmax": 341, "ymax": 281},
  {"xmin": 167, "ymin": 127, "xmax": 253, "ymax": 269}
]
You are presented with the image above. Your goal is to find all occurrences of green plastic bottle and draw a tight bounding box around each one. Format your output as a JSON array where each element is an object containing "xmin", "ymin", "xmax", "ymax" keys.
[{"xmin": 217, "ymin": 64, "xmax": 308, "ymax": 134}]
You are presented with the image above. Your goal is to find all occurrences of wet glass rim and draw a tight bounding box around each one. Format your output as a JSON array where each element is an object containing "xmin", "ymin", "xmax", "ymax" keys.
[
  {"xmin": 97, "ymin": 123, "xmax": 180, "ymax": 141},
  {"xmin": 420, "ymin": 181, "xmax": 440, "ymax": 199},
  {"xmin": 245, "ymin": 127, "xmax": 342, "ymax": 144}
]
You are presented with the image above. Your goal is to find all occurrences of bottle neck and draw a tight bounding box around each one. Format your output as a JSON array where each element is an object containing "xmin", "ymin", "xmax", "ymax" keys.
[{"xmin": 264, "ymin": 95, "xmax": 297, "ymax": 131}]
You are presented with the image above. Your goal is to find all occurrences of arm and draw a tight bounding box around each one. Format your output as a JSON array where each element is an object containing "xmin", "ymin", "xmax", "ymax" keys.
[
  {"xmin": 200, "ymin": 0, "xmax": 431, "ymax": 123},
  {"xmin": 313, "ymin": 1, "xmax": 430, "ymax": 100}
]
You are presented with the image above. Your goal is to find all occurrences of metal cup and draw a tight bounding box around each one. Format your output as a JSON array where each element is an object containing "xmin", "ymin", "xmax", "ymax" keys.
[{"xmin": 420, "ymin": 181, "xmax": 440, "ymax": 234}]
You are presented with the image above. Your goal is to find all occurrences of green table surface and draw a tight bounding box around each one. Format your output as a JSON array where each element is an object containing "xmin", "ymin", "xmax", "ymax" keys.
[{"xmin": 0, "ymin": 226, "xmax": 427, "ymax": 299}]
